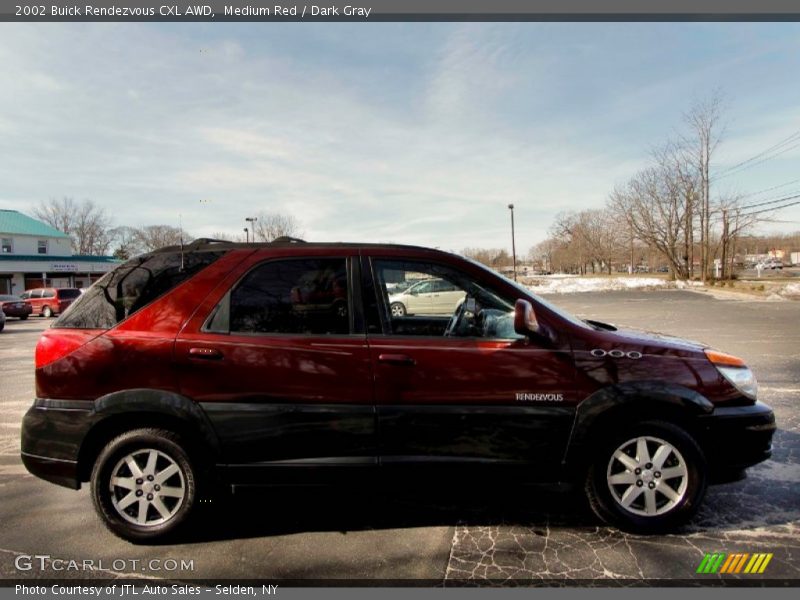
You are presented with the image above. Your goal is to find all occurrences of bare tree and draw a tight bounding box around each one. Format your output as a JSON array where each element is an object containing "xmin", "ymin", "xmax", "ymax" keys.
[
  {"xmin": 134, "ymin": 225, "xmax": 189, "ymax": 251},
  {"xmin": 109, "ymin": 226, "xmax": 144, "ymax": 260},
  {"xmin": 251, "ymin": 212, "xmax": 303, "ymax": 242},
  {"xmin": 35, "ymin": 197, "xmax": 113, "ymax": 256},
  {"xmin": 683, "ymin": 92, "xmax": 725, "ymax": 282},
  {"xmin": 461, "ymin": 247, "xmax": 511, "ymax": 268}
]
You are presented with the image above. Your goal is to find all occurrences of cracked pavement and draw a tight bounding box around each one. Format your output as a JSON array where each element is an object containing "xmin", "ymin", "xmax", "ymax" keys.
[{"xmin": 0, "ymin": 290, "xmax": 797, "ymax": 584}]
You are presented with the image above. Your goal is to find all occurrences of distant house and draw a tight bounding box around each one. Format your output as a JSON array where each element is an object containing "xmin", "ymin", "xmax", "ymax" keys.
[{"xmin": 0, "ymin": 209, "xmax": 119, "ymax": 294}]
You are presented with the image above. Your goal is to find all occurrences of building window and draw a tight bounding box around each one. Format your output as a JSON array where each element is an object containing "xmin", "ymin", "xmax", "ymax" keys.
[
  {"xmin": 1, "ymin": 238, "xmax": 11, "ymax": 253},
  {"xmin": 38, "ymin": 240, "xmax": 48, "ymax": 254}
]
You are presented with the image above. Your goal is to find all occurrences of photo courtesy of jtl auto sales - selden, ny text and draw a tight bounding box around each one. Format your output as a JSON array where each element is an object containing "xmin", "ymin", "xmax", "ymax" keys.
[{"xmin": 1, "ymin": 2, "xmax": 799, "ymax": 600}]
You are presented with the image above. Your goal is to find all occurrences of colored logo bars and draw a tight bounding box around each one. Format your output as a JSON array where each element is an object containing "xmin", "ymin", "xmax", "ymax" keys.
[{"xmin": 696, "ymin": 553, "xmax": 773, "ymax": 574}]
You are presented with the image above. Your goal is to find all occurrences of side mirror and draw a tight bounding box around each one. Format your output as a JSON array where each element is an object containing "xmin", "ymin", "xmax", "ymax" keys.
[{"xmin": 514, "ymin": 299, "xmax": 540, "ymax": 336}]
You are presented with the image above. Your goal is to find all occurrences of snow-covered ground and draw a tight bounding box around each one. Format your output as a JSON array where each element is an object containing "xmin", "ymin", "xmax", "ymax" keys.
[
  {"xmin": 524, "ymin": 275, "xmax": 800, "ymax": 300},
  {"xmin": 525, "ymin": 276, "xmax": 673, "ymax": 295}
]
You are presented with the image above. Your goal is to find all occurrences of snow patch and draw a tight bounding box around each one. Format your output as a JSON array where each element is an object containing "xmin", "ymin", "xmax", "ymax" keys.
[{"xmin": 526, "ymin": 276, "xmax": 672, "ymax": 295}]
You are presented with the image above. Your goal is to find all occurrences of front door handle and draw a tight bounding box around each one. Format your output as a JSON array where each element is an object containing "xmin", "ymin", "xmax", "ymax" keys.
[
  {"xmin": 378, "ymin": 353, "xmax": 416, "ymax": 366},
  {"xmin": 188, "ymin": 347, "xmax": 223, "ymax": 360}
]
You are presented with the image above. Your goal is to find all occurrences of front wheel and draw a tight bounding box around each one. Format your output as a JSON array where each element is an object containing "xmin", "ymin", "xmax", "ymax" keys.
[
  {"xmin": 20, "ymin": 315, "xmax": 28, "ymax": 320},
  {"xmin": 585, "ymin": 421, "xmax": 707, "ymax": 534},
  {"xmin": 91, "ymin": 428, "xmax": 197, "ymax": 542},
  {"xmin": 390, "ymin": 302, "xmax": 406, "ymax": 317}
]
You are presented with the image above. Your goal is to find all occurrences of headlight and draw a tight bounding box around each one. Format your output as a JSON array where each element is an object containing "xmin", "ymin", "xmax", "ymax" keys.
[{"xmin": 705, "ymin": 349, "xmax": 758, "ymax": 400}]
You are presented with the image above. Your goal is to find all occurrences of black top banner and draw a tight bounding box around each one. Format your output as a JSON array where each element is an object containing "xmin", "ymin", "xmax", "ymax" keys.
[{"xmin": 5, "ymin": 0, "xmax": 800, "ymax": 22}]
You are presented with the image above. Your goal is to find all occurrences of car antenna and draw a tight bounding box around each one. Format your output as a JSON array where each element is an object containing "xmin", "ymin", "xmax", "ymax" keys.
[{"xmin": 178, "ymin": 213, "xmax": 185, "ymax": 272}]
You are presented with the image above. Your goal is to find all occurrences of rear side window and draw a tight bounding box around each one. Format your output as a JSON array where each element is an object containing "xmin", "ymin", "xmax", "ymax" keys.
[
  {"xmin": 54, "ymin": 251, "xmax": 226, "ymax": 329},
  {"xmin": 42, "ymin": 289, "xmax": 55, "ymax": 299},
  {"xmin": 207, "ymin": 258, "xmax": 349, "ymax": 335},
  {"xmin": 57, "ymin": 289, "xmax": 81, "ymax": 299}
]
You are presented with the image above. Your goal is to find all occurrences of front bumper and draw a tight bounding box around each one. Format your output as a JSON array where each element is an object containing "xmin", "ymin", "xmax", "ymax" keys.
[
  {"xmin": 21, "ymin": 399, "xmax": 94, "ymax": 489},
  {"xmin": 696, "ymin": 400, "xmax": 776, "ymax": 474}
]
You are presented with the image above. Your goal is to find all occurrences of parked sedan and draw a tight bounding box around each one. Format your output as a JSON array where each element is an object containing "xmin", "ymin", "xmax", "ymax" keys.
[
  {"xmin": 0, "ymin": 307, "xmax": 4, "ymax": 332},
  {"xmin": 388, "ymin": 277, "xmax": 466, "ymax": 317},
  {"xmin": 0, "ymin": 295, "xmax": 33, "ymax": 319}
]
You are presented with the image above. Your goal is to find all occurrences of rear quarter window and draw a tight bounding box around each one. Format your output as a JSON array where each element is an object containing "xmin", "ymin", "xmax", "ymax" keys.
[
  {"xmin": 57, "ymin": 289, "xmax": 81, "ymax": 299},
  {"xmin": 54, "ymin": 250, "xmax": 226, "ymax": 329}
]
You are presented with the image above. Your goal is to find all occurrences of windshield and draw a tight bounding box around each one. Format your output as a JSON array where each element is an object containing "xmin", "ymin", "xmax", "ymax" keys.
[{"xmin": 461, "ymin": 255, "xmax": 592, "ymax": 330}]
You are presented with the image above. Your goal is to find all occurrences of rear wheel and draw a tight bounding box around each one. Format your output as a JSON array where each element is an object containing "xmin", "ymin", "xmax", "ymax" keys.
[
  {"xmin": 585, "ymin": 421, "xmax": 707, "ymax": 534},
  {"xmin": 42, "ymin": 306, "xmax": 53, "ymax": 318},
  {"xmin": 91, "ymin": 428, "xmax": 197, "ymax": 542},
  {"xmin": 20, "ymin": 315, "xmax": 28, "ymax": 320}
]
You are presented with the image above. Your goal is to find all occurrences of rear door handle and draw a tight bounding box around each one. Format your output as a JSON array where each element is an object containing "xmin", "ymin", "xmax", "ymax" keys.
[
  {"xmin": 378, "ymin": 353, "xmax": 416, "ymax": 366},
  {"xmin": 188, "ymin": 347, "xmax": 224, "ymax": 360}
]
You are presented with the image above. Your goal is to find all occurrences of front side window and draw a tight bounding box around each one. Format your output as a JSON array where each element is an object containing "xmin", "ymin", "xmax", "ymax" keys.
[
  {"xmin": 1, "ymin": 238, "xmax": 11, "ymax": 253},
  {"xmin": 370, "ymin": 259, "xmax": 522, "ymax": 339},
  {"xmin": 209, "ymin": 258, "xmax": 350, "ymax": 336},
  {"xmin": 38, "ymin": 240, "xmax": 47, "ymax": 254}
]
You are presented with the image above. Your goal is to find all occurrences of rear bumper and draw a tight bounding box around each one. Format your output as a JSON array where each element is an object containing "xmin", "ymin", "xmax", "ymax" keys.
[
  {"xmin": 697, "ymin": 401, "xmax": 776, "ymax": 473},
  {"xmin": 21, "ymin": 399, "xmax": 94, "ymax": 490}
]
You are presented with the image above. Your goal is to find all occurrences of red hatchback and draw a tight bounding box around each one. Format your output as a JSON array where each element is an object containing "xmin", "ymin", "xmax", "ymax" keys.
[
  {"xmin": 21, "ymin": 239, "xmax": 775, "ymax": 542},
  {"xmin": 20, "ymin": 287, "xmax": 81, "ymax": 318}
]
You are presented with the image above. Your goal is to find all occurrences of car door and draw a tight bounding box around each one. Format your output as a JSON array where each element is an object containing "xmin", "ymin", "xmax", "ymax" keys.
[
  {"xmin": 175, "ymin": 251, "xmax": 376, "ymax": 482},
  {"xmin": 433, "ymin": 279, "xmax": 466, "ymax": 314},
  {"xmin": 364, "ymin": 254, "xmax": 577, "ymax": 477},
  {"xmin": 406, "ymin": 280, "xmax": 435, "ymax": 314}
]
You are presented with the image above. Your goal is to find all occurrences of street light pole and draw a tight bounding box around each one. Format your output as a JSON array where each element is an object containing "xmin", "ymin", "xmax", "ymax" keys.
[
  {"xmin": 508, "ymin": 204, "xmax": 517, "ymax": 281},
  {"xmin": 245, "ymin": 217, "xmax": 257, "ymax": 243},
  {"xmin": 243, "ymin": 227, "xmax": 249, "ymax": 243}
]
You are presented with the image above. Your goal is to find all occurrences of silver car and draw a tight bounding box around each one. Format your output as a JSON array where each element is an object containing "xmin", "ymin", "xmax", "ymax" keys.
[{"xmin": 388, "ymin": 278, "xmax": 466, "ymax": 317}]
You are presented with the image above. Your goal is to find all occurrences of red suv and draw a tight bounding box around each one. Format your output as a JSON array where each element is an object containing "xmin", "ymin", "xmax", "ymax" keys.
[
  {"xmin": 21, "ymin": 287, "xmax": 82, "ymax": 318},
  {"xmin": 21, "ymin": 239, "xmax": 775, "ymax": 542}
]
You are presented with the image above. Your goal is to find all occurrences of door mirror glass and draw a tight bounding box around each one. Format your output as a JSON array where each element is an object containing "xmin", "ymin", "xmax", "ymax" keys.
[{"xmin": 514, "ymin": 299, "xmax": 539, "ymax": 335}]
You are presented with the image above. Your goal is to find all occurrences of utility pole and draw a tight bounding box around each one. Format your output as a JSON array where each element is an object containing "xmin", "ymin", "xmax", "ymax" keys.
[
  {"xmin": 508, "ymin": 204, "xmax": 517, "ymax": 281},
  {"xmin": 243, "ymin": 227, "xmax": 249, "ymax": 243},
  {"xmin": 721, "ymin": 208, "xmax": 729, "ymax": 279}
]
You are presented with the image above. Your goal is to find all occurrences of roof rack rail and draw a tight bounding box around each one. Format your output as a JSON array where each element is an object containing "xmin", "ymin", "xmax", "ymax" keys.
[
  {"xmin": 271, "ymin": 236, "xmax": 306, "ymax": 244},
  {"xmin": 188, "ymin": 238, "xmax": 231, "ymax": 246}
]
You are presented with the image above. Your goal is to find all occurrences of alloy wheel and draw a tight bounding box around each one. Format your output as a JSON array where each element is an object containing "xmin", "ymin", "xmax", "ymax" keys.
[
  {"xmin": 606, "ymin": 435, "xmax": 688, "ymax": 517},
  {"xmin": 108, "ymin": 448, "xmax": 186, "ymax": 526}
]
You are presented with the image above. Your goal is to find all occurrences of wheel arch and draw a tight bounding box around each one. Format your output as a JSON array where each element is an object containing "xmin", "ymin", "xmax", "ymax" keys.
[
  {"xmin": 78, "ymin": 389, "xmax": 221, "ymax": 482},
  {"xmin": 563, "ymin": 381, "xmax": 713, "ymax": 477}
]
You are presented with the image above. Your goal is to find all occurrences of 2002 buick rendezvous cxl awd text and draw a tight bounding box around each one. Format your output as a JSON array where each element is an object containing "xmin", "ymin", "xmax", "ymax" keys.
[{"xmin": 21, "ymin": 239, "xmax": 776, "ymax": 541}]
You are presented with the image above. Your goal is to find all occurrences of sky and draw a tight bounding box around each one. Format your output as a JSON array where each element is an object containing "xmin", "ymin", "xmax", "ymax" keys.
[{"xmin": 1, "ymin": 22, "xmax": 799, "ymax": 254}]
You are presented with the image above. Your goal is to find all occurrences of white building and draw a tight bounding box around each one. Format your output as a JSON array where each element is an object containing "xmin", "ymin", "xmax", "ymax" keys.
[{"xmin": 0, "ymin": 209, "xmax": 119, "ymax": 295}]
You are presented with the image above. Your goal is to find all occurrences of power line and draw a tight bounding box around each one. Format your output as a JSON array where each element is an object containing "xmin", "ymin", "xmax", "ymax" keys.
[
  {"xmin": 714, "ymin": 128, "xmax": 800, "ymax": 179},
  {"xmin": 739, "ymin": 177, "xmax": 800, "ymax": 199},
  {"xmin": 713, "ymin": 139, "xmax": 800, "ymax": 180},
  {"xmin": 739, "ymin": 191, "xmax": 800, "ymax": 210},
  {"xmin": 739, "ymin": 196, "xmax": 800, "ymax": 217}
]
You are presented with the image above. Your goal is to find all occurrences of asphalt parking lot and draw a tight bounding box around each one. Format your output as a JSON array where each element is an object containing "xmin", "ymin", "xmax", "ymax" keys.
[{"xmin": 0, "ymin": 290, "xmax": 798, "ymax": 584}]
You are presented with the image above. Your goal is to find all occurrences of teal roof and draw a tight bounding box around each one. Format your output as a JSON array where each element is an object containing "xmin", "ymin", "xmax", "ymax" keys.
[
  {"xmin": 0, "ymin": 254, "xmax": 119, "ymax": 263},
  {"xmin": 0, "ymin": 210, "xmax": 70, "ymax": 238}
]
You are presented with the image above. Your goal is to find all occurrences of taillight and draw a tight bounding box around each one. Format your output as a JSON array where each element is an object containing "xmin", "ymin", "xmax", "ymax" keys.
[{"xmin": 35, "ymin": 329, "xmax": 101, "ymax": 368}]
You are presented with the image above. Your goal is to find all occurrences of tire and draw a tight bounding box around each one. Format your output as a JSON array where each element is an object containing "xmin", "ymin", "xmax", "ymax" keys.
[
  {"xmin": 20, "ymin": 315, "xmax": 28, "ymax": 320},
  {"xmin": 585, "ymin": 420, "xmax": 707, "ymax": 534},
  {"xmin": 390, "ymin": 302, "xmax": 406, "ymax": 317},
  {"xmin": 42, "ymin": 306, "xmax": 53, "ymax": 318},
  {"xmin": 91, "ymin": 428, "xmax": 197, "ymax": 543}
]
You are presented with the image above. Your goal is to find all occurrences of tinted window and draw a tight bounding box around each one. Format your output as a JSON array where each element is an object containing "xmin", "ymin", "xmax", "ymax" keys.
[
  {"xmin": 57, "ymin": 289, "xmax": 81, "ymax": 299},
  {"xmin": 54, "ymin": 250, "xmax": 226, "ymax": 329},
  {"xmin": 219, "ymin": 258, "xmax": 349, "ymax": 335}
]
